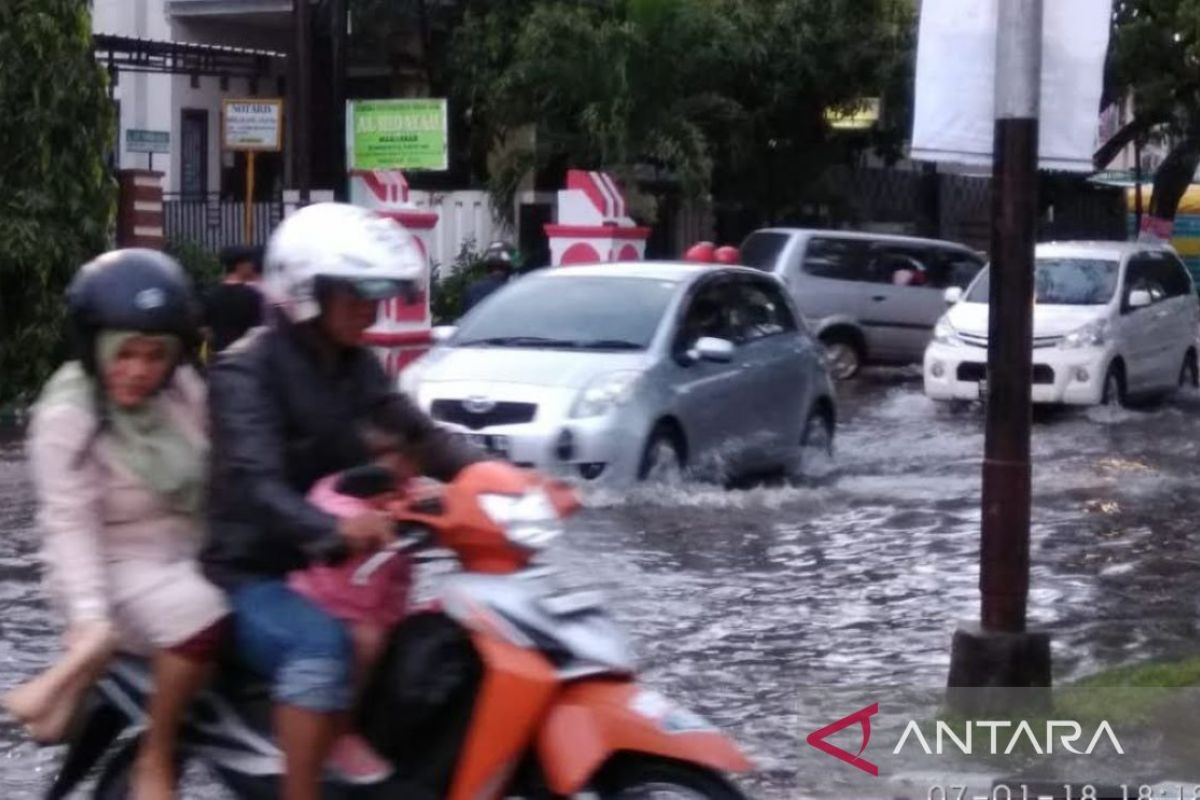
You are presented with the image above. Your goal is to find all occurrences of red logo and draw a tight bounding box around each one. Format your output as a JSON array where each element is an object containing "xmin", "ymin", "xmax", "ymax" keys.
[{"xmin": 805, "ymin": 703, "xmax": 880, "ymax": 776}]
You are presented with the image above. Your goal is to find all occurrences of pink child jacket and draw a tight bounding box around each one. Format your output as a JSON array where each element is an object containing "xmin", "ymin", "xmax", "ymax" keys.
[{"xmin": 287, "ymin": 475, "xmax": 410, "ymax": 627}]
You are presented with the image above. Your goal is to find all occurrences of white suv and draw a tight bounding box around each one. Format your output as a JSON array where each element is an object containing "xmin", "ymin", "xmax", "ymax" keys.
[{"xmin": 924, "ymin": 241, "xmax": 1200, "ymax": 406}]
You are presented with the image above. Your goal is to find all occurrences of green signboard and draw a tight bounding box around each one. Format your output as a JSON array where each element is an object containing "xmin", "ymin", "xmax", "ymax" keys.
[
  {"xmin": 126, "ymin": 129, "xmax": 170, "ymax": 154},
  {"xmin": 347, "ymin": 99, "xmax": 448, "ymax": 171}
]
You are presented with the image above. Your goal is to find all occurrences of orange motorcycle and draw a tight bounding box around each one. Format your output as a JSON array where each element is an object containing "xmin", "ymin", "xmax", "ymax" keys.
[{"xmin": 47, "ymin": 461, "xmax": 754, "ymax": 799}]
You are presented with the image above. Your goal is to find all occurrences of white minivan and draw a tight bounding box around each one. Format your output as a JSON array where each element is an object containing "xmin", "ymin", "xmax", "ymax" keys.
[{"xmin": 924, "ymin": 242, "xmax": 1200, "ymax": 406}]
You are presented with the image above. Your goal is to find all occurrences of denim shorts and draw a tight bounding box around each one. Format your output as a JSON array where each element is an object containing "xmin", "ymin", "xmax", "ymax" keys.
[{"xmin": 230, "ymin": 580, "xmax": 353, "ymax": 713}]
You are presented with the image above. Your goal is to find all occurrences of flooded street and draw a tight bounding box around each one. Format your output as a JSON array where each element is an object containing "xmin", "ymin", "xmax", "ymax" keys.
[{"xmin": 3, "ymin": 372, "xmax": 1200, "ymax": 798}]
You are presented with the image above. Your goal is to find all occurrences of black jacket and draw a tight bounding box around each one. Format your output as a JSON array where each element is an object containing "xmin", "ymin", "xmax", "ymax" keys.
[{"xmin": 201, "ymin": 318, "xmax": 480, "ymax": 588}]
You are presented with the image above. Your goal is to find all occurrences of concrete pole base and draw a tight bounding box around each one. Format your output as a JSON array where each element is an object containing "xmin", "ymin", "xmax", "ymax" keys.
[{"xmin": 946, "ymin": 623, "xmax": 1052, "ymax": 716}]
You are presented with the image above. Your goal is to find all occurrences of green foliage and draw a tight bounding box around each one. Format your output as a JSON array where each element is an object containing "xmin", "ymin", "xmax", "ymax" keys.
[
  {"xmin": 450, "ymin": 0, "xmax": 913, "ymax": 224},
  {"xmin": 165, "ymin": 239, "xmax": 223, "ymax": 290},
  {"xmin": 0, "ymin": 0, "xmax": 116, "ymax": 404},
  {"xmin": 1109, "ymin": 0, "xmax": 1200, "ymax": 220},
  {"xmin": 429, "ymin": 239, "xmax": 492, "ymax": 324}
]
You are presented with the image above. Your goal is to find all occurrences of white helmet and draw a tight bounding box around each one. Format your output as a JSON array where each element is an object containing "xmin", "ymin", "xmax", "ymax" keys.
[{"xmin": 263, "ymin": 202, "xmax": 426, "ymax": 322}]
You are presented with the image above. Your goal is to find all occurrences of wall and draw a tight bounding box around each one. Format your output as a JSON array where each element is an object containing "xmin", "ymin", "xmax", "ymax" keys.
[
  {"xmin": 408, "ymin": 191, "xmax": 505, "ymax": 273},
  {"xmin": 95, "ymin": 0, "xmax": 179, "ymax": 189}
]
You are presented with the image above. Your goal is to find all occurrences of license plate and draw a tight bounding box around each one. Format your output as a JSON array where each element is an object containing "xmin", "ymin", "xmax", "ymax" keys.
[
  {"xmin": 453, "ymin": 432, "xmax": 510, "ymax": 458},
  {"xmin": 538, "ymin": 589, "xmax": 606, "ymax": 618}
]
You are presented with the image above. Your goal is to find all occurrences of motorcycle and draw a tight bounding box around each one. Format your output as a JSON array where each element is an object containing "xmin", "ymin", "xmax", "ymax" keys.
[{"xmin": 44, "ymin": 460, "xmax": 753, "ymax": 799}]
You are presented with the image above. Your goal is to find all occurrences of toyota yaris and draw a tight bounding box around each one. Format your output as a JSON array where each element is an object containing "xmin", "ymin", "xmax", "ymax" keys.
[{"xmin": 401, "ymin": 263, "xmax": 837, "ymax": 485}]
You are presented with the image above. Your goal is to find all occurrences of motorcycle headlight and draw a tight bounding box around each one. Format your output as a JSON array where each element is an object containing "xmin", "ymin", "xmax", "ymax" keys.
[
  {"xmin": 933, "ymin": 316, "xmax": 962, "ymax": 346},
  {"xmin": 571, "ymin": 371, "xmax": 642, "ymax": 418},
  {"xmin": 479, "ymin": 489, "xmax": 562, "ymax": 550},
  {"xmin": 1059, "ymin": 319, "xmax": 1109, "ymax": 350}
]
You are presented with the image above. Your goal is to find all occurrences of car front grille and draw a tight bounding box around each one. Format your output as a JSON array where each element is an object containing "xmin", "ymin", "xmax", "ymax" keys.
[
  {"xmin": 430, "ymin": 399, "xmax": 537, "ymax": 430},
  {"xmin": 956, "ymin": 362, "xmax": 1055, "ymax": 385},
  {"xmin": 959, "ymin": 332, "xmax": 1064, "ymax": 349}
]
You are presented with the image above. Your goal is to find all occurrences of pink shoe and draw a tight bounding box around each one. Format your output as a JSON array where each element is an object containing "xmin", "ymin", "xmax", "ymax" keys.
[{"xmin": 327, "ymin": 734, "xmax": 393, "ymax": 785}]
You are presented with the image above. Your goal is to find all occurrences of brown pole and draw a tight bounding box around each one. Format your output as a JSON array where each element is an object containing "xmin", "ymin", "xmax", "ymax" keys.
[
  {"xmin": 245, "ymin": 150, "xmax": 256, "ymax": 242},
  {"xmin": 1134, "ymin": 138, "xmax": 1144, "ymax": 236},
  {"xmin": 293, "ymin": 0, "xmax": 312, "ymax": 205},
  {"xmin": 979, "ymin": 0, "xmax": 1042, "ymax": 633}
]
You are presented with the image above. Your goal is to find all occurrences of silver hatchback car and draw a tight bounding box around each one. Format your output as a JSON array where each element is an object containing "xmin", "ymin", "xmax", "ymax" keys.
[{"xmin": 400, "ymin": 263, "xmax": 837, "ymax": 485}]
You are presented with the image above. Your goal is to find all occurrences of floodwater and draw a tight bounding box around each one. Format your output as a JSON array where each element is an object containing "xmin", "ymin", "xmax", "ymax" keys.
[{"xmin": 2, "ymin": 371, "xmax": 1199, "ymax": 798}]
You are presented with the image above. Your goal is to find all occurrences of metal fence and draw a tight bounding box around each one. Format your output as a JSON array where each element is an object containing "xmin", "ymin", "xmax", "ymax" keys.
[{"xmin": 163, "ymin": 193, "xmax": 284, "ymax": 253}]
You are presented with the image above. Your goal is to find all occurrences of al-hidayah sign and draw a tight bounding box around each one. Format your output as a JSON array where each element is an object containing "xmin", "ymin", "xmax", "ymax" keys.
[
  {"xmin": 348, "ymin": 98, "xmax": 448, "ymax": 171},
  {"xmin": 223, "ymin": 98, "xmax": 284, "ymax": 151},
  {"xmin": 126, "ymin": 129, "xmax": 170, "ymax": 154}
]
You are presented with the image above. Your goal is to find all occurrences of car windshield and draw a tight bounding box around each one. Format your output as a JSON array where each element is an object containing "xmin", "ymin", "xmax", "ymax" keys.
[
  {"xmin": 739, "ymin": 232, "xmax": 790, "ymax": 272},
  {"xmin": 453, "ymin": 275, "xmax": 679, "ymax": 350},
  {"xmin": 965, "ymin": 258, "xmax": 1121, "ymax": 306}
]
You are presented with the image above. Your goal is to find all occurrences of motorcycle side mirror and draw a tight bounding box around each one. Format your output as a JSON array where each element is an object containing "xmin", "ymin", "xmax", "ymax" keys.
[{"xmin": 334, "ymin": 464, "xmax": 398, "ymax": 498}]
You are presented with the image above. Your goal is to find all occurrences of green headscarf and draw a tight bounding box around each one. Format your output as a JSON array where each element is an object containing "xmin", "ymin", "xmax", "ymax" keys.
[{"xmin": 37, "ymin": 331, "xmax": 206, "ymax": 516}]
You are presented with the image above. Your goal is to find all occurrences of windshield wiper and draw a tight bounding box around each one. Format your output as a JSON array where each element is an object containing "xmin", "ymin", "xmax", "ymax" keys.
[
  {"xmin": 570, "ymin": 339, "xmax": 644, "ymax": 350},
  {"xmin": 456, "ymin": 336, "xmax": 577, "ymax": 348}
]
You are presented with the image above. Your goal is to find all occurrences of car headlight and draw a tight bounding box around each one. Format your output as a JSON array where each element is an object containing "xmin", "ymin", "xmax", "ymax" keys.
[
  {"xmin": 571, "ymin": 370, "xmax": 642, "ymax": 418},
  {"xmin": 1059, "ymin": 319, "xmax": 1109, "ymax": 350},
  {"xmin": 479, "ymin": 489, "xmax": 562, "ymax": 550},
  {"xmin": 932, "ymin": 316, "xmax": 962, "ymax": 346}
]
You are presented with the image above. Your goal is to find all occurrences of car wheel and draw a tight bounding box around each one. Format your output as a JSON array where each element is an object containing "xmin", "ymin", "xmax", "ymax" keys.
[
  {"xmin": 1101, "ymin": 363, "xmax": 1126, "ymax": 407},
  {"xmin": 797, "ymin": 406, "xmax": 835, "ymax": 479},
  {"xmin": 1178, "ymin": 351, "xmax": 1199, "ymax": 396},
  {"xmin": 638, "ymin": 425, "xmax": 684, "ymax": 484},
  {"xmin": 821, "ymin": 338, "xmax": 862, "ymax": 381}
]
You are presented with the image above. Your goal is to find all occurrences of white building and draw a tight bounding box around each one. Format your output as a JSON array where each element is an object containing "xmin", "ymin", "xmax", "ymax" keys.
[{"xmin": 93, "ymin": 0, "xmax": 289, "ymax": 197}]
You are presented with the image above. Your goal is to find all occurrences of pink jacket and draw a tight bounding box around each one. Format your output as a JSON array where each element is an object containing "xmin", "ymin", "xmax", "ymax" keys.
[
  {"xmin": 287, "ymin": 475, "xmax": 411, "ymax": 627},
  {"xmin": 26, "ymin": 367, "xmax": 227, "ymax": 651}
]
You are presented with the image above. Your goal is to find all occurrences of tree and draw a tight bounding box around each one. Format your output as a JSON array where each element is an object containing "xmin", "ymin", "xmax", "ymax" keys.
[
  {"xmin": 449, "ymin": 0, "xmax": 912, "ymax": 227},
  {"xmin": 1104, "ymin": 0, "xmax": 1200, "ymax": 236},
  {"xmin": 0, "ymin": 0, "xmax": 115, "ymax": 404}
]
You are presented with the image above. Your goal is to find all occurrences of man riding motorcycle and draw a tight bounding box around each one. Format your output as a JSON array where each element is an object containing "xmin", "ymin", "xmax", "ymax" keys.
[{"xmin": 201, "ymin": 203, "xmax": 481, "ymax": 800}]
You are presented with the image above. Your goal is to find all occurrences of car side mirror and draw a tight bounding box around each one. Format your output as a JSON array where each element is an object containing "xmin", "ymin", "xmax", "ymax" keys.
[
  {"xmin": 944, "ymin": 286, "xmax": 964, "ymax": 305},
  {"xmin": 688, "ymin": 336, "xmax": 735, "ymax": 363},
  {"xmin": 1128, "ymin": 289, "xmax": 1153, "ymax": 310},
  {"xmin": 431, "ymin": 325, "xmax": 457, "ymax": 343}
]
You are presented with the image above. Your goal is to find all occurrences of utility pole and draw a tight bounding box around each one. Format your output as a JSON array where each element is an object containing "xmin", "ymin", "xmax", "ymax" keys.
[{"xmin": 948, "ymin": 0, "xmax": 1052, "ymax": 699}]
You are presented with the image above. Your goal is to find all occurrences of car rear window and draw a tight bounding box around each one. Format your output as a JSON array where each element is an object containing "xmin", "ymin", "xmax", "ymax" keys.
[{"xmin": 739, "ymin": 232, "xmax": 790, "ymax": 272}]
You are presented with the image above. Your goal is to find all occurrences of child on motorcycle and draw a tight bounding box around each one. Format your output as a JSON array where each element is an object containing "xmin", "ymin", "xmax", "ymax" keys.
[{"xmin": 286, "ymin": 427, "xmax": 415, "ymax": 781}]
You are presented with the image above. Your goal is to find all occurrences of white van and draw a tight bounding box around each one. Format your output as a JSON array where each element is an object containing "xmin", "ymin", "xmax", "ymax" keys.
[{"xmin": 924, "ymin": 242, "xmax": 1200, "ymax": 406}]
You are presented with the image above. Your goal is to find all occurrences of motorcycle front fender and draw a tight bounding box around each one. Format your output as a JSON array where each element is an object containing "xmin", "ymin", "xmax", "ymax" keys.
[{"xmin": 535, "ymin": 680, "xmax": 753, "ymax": 795}]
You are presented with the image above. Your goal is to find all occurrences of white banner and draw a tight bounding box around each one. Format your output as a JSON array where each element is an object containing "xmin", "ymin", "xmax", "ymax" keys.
[{"xmin": 911, "ymin": 0, "xmax": 1113, "ymax": 172}]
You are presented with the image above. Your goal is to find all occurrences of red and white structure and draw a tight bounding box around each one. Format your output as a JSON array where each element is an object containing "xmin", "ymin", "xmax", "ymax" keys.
[
  {"xmin": 350, "ymin": 169, "xmax": 440, "ymax": 377},
  {"xmin": 544, "ymin": 170, "xmax": 651, "ymax": 266}
]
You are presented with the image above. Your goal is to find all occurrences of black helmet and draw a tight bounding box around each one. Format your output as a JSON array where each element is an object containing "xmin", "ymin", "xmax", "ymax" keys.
[
  {"xmin": 66, "ymin": 248, "xmax": 201, "ymax": 375},
  {"xmin": 481, "ymin": 240, "xmax": 516, "ymax": 272}
]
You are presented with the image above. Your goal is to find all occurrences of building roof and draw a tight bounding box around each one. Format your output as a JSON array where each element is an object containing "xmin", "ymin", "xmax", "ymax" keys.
[{"xmin": 93, "ymin": 33, "xmax": 285, "ymax": 78}]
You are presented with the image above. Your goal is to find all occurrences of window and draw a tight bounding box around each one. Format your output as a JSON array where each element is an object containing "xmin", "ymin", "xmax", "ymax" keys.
[
  {"xmin": 939, "ymin": 251, "xmax": 986, "ymax": 289},
  {"xmin": 454, "ymin": 275, "xmax": 678, "ymax": 350},
  {"xmin": 674, "ymin": 281, "xmax": 737, "ymax": 353},
  {"xmin": 1147, "ymin": 253, "xmax": 1193, "ymax": 298},
  {"xmin": 967, "ymin": 258, "xmax": 1121, "ymax": 306},
  {"xmin": 1123, "ymin": 257, "xmax": 1167, "ymax": 312},
  {"xmin": 731, "ymin": 280, "xmax": 797, "ymax": 343},
  {"xmin": 180, "ymin": 108, "xmax": 209, "ymax": 198},
  {"xmin": 802, "ymin": 237, "xmax": 870, "ymax": 280},
  {"xmin": 739, "ymin": 232, "xmax": 790, "ymax": 272}
]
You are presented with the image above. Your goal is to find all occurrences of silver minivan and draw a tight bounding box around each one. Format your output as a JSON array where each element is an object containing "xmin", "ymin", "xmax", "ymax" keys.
[{"xmin": 740, "ymin": 229, "xmax": 986, "ymax": 378}]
